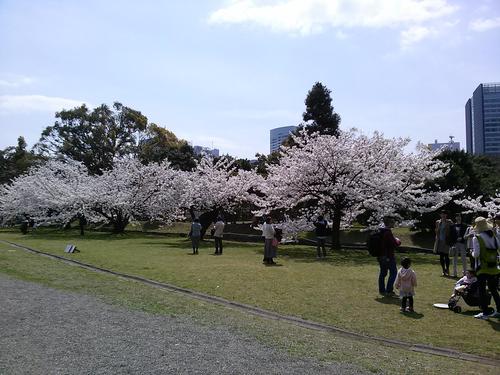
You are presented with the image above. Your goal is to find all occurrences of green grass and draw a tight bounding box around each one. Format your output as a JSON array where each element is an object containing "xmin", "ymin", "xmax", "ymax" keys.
[
  {"xmin": 0, "ymin": 228, "xmax": 498, "ymax": 362},
  {"xmin": 1, "ymin": 238, "xmax": 497, "ymax": 374}
]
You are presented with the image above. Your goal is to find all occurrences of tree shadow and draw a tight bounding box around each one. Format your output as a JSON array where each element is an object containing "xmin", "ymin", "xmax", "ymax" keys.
[
  {"xmin": 272, "ymin": 245, "xmax": 376, "ymax": 266},
  {"xmin": 408, "ymin": 231, "xmax": 435, "ymax": 249}
]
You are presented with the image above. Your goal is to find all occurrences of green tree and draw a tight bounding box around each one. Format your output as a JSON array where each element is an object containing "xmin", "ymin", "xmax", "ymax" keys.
[
  {"xmin": 302, "ymin": 82, "xmax": 341, "ymax": 136},
  {"xmin": 36, "ymin": 102, "xmax": 148, "ymax": 174},
  {"xmin": 415, "ymin": 150, "xmax": 500, "ymax": 230},
  {"xmin": 138, "ymin": 124, "xmax": 196, "ymax": 171},
  {"xmin": 0, "ymin": 136, "xmax": 41, "ymax": 184}
]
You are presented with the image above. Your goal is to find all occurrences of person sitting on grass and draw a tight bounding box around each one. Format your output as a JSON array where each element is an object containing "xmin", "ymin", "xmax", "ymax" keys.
[{"xmin": 395, "ymin": 257, "xmax": 417, "ymax": 313}]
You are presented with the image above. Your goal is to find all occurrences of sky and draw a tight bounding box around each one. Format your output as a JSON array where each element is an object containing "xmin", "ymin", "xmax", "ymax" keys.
[{"xmin": 0, "ymin": 0, "xmax": 499, "ymax": 159}]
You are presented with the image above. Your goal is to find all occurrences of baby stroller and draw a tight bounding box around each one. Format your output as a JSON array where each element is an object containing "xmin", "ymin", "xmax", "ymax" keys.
[{"xmin": 448, "ymin": 280, "xmax": 491, "ymax": 313}]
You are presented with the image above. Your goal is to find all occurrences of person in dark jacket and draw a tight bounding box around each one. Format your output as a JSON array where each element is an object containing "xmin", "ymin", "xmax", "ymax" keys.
[
  {"xmin": 313, "ymin": 216, "xmax": 328, "ymax": 259},
  {"xmin": 378, "ymin": 217, "xmax": 401, "ymax": 296}
]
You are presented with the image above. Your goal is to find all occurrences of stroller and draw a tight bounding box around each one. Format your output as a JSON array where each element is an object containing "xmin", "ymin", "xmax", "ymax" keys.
[{"xmin": 448, "ymin": 280, "xmax": 491, "ymax": 313}]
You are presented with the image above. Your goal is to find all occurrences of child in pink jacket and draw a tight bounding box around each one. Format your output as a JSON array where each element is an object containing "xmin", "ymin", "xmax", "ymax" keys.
[{"xmin": 395, "ymin": 257, "xmax": 417, "ymax": 313}]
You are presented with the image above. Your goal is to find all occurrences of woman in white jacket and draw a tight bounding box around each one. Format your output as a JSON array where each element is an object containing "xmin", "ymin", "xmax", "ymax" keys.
[{"xmin": 262, "ymin": 217, "xmax": 276, "ymax": 265}]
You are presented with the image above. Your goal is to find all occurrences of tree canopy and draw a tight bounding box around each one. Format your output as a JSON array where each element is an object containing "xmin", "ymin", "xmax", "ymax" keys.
[
  {"xmin": 138, "ymin": 124, "xmax": 196, "ymax": 171},
  {"xmin": 36, "ymin": 102, "xmax": 148, "ymax": 174},
  {"xmin": 0, "ymin": 137, "xmax": 42, "ymax": 184}
]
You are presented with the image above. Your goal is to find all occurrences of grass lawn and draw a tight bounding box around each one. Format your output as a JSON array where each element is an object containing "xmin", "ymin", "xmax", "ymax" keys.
[{"xmin": 0, "ymin": 228, "xmax": 498, "ymax": 363}]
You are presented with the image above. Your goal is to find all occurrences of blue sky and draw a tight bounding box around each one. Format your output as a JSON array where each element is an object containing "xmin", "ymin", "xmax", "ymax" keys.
[{"xmin": 1, "ymin": 0, "xmax": 499, "ymax": 159}]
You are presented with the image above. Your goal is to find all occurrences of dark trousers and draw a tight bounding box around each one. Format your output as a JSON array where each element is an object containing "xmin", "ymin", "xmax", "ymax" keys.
[
  {"xmin": 478, "ymin": 273, "xmax": 500, "ymax": 313},
  {"xmin": 214, "ymin": 237, "xmax": 223, "ymax": 254},
  {"xmin": 439, "ymin": 253, "xmax": 450, "ymax": 273},
  {"xmin": 378, "ymin": 256, "xmax": 397, "ymax": 294},
  {"xmin": 402, "ymin": 296, "xmax": 414, "ymax": 309},
  {"xmin": 317, "ymin": 238, "xmax": 326, "ymax": 257}
]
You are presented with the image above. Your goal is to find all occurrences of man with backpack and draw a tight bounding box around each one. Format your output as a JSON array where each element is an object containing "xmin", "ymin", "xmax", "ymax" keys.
[
  {"xmin": 471, "ymin": 216, "xmax": 500, "ymax": 319},
  {"xmin": 369, "ymin": 217, "xmax": 401, "ymax": 297}
]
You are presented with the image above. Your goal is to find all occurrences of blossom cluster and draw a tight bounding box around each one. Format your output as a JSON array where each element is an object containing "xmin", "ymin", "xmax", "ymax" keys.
[{"xmin": 0, "ymin": 130, "xmax": 461, "ymax": 234}]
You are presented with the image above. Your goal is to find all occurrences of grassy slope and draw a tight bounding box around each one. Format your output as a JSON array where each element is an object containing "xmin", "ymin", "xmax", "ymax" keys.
[
  {"xmin": 1, "ymin": 240, "xmax": 497, "ymax": 375},
  {"xmin": 0, "ymin": 229, "xmax": 498, "ymax": 361}
]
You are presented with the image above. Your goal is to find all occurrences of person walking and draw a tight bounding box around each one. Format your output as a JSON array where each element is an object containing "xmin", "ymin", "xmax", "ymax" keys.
[
  {"xmin": 262, "ymin": 217, "xmax": 276, "ymax": 265},
  {"xmin": 450, "ymin": 214, "xmax": 468, "ymax": 277},
  {"xmin": 189, "ymin": 218, "xmax": 202, "ymax": 254},
  {"xmin": 395, "ymin": 257, "xmax": 417, "ymax": 313},
  {"xmin": 434, "ymin": 210, "xmax": 453, "ymax": 276},
  {"xmin": 471, "ymin": 217, "xmax": 500, "ymax": 320},
  {"xmin": 213, "ymin": 216, "xmax": 225, "ymax": 255},
  {"xmin": 313, "ymin": 215, "xmax": 328, "ymax": 259},
  {"xmin": 378, "ymin": 217, "xmax": 400, "ymax": 297}
]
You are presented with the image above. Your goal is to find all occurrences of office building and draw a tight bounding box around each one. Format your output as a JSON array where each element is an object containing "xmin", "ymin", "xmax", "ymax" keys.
[
  {"xmin": 428, "ymin": 137, "xmax": 460, "ymax": 152},
  {"xmin": 465, "ymin": 83, "xmax": 500, "ymax": 155},
  {"xmin": 270, "ymin": 126, "xmax": 298, "ymax": 153}
]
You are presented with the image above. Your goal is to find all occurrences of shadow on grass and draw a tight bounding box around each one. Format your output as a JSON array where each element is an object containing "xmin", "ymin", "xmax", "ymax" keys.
[
  {"xmin": 272, "ymin": 245, "xmax": 443, "ymax": 267},
  {"xmin": 374, "ymin": 296, "xmax": 401, "ymax": 306},
  {"xmin": 408, "ymin": 231, "xmax": 435, "ymax": 249}
]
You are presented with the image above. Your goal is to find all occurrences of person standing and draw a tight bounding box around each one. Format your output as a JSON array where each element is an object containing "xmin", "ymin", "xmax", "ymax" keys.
[
  {"xmin": 434, "ymin": 210, "xmax": 453, "ymax": 276},
  {"xmin": 464, "ymin": 224, "xmax": 476, "ymax": 270},
  {"xmin": 472, "ymin": 217, "xmax": 500, "ymax": 319},
  {"xmin": 189, "ymin": 218, "xmax": 202, "ymax": 254},
  {"xmin": 262, "ymin": 217, "xmax": 276, "ymax": 265},
  {"xmin": 450, "ymin": 214, "xmax": 468, "ymax": 277},
  {"xmin": 378, "ymin": 217, "xmax": 400, "ymax": 297},
  {"xmin": 395, "ymin": 257, "xmax": 417, "ymax": 313},
  {"xmin": 213, "ymin": 217, "xmax": 225, "ymax": 255},
  {"xmin": 313, "ymin": 216, "xmax": 328, "ymax": 259}
]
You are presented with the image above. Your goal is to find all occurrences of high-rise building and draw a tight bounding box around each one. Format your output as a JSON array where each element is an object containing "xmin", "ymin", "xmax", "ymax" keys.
[
  {"xmin": 465, "ymin": 83, "xmax": 500, "ymax": 155},
  {"xmin": 270, "ymin": 126, "xmax": 297, "ymax": 153}
]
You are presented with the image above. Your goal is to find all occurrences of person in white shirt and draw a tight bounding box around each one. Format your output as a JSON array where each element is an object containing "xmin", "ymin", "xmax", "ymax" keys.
[
  {"xmin": 213, "ymin": 217, "xmax": 225, "ymax": 255},
  {"xmin": 262, "ymin": 217, "xmax": 276, "ymax": 265}
]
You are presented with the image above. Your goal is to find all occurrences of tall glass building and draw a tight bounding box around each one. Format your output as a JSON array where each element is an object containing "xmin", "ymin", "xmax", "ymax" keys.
[
  {"xmin": 270, "ymin": 126, "xmax": 298, "ymax": 153},
  {"xmin": 465, "ymin": 83, "xmax": 500, "ymax": 155}
]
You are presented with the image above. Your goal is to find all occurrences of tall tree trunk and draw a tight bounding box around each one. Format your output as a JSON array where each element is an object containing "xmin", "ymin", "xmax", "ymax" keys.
[
  {"xmin": 330, "ymin": 207, "xmax": 342, "ymax": 250},
  {"xmin": 112, "ymin": 212, "xmax": 129, "ymax": 234}
]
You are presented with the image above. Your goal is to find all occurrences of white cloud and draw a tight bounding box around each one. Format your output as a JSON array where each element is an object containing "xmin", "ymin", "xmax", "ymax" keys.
[
  {"xmin": 208, "ymin": 0, "xmax": 458, "ymax": 35},
  {"xmin": 400, "ymin": 26, "xmax": 434, "ymax": 48},
  {"xmin": 469, "ymin": 17, "xmax": 500, "ymax": 31},
  {"xmin": 0, "ymin": 95, "xmax": 88, "ymax": 113},
  {"xmin": 0, "ymin": 75, "xmax": 35, "ymax": 88}
]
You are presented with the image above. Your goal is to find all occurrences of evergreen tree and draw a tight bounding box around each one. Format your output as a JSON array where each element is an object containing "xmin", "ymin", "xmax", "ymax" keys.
[{"xmin": 302, "ymin": 82, "xmax": 341, "ymax": 136}]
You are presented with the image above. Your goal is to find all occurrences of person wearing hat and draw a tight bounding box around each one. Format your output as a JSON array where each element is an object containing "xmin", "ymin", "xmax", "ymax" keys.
[{"xmin": 471, "ymin": 216, "xmax": 500, "ymax": 319}]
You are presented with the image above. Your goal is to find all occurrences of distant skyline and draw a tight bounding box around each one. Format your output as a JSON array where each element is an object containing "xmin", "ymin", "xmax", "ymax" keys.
[{"xmin": 1, "ymin": 0, "xmax": 499, "ymax": 159}]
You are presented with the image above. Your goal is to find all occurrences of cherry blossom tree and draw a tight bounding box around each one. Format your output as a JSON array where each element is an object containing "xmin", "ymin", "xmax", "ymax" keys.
[
  {"xmin": 0, "ymin": 158, "xmax": 185, "ymax": 233},
  {"xmin": 254, "ymin": 129, "xmax": 457, "ymax": 249},
  {"xmin": 0, "ymin": 159, "xmax": 92, "ymax": 226},
  {"xmin": 86, "ymin": 158, "xmax": 185, "ymax": 233},
  {"xmin": 183, "ymin": 155, "xmax": 261, "ymax": 235},
  {"xmin": 455, "ymin": 193, "xmax": 500, "ymax": 219}
]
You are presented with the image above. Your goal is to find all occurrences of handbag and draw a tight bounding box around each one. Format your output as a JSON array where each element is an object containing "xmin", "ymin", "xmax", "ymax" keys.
[{"xmin": 272, "ymin": 238, "xmax": 279, "ymax": 247}]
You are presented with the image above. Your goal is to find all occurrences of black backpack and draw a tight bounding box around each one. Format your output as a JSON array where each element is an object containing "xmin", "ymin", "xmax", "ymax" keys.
[{"xmin": 367, "ymin": 229, "xmax": 385, "ymax": 257}]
